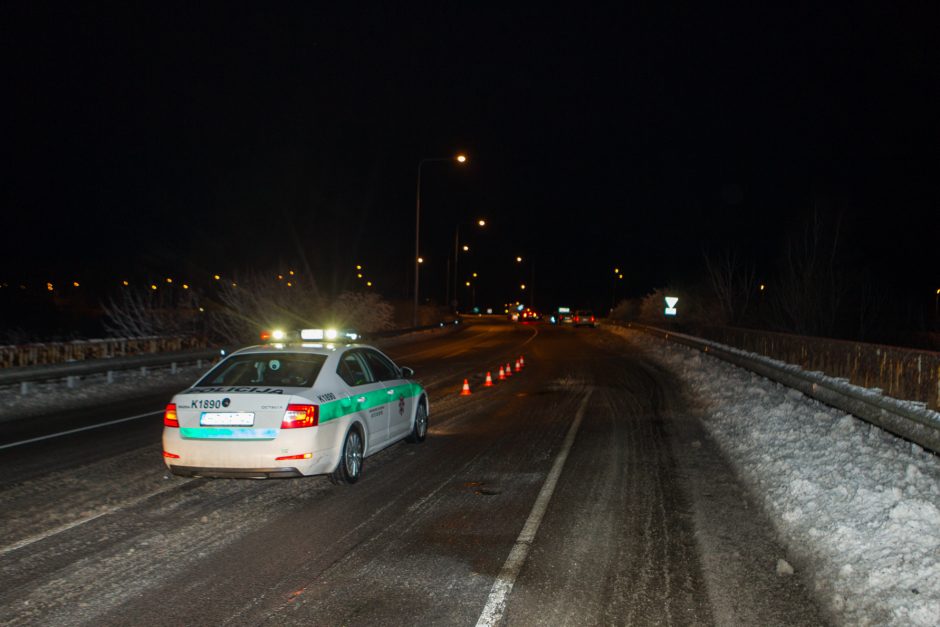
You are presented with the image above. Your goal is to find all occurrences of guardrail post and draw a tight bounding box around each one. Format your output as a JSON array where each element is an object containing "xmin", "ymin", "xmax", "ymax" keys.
[
  {"xmin": 67, "ymin": 375, "xmax": 77, "ymax": 388},
  {"xmin": 107, "ymin": 370, "xmax": 114, "ymax": 384},
  {"xmin": 140, "ymin": 366, "xmax": 148, "ymax": 376},
  {"xmin": 171, "ymin": 362, "xmax": 178, "ymax": 374},
  {"xmin": 197, "ymin": 359, "xmax": 202, "ymax": 369},
  {"xmin": 20, "ymin": 381, "xmax": 30, "ymax": 395}
]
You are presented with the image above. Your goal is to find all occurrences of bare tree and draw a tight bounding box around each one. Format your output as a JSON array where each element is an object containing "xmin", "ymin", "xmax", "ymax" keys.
[
  {"xmin": 768, "ymin": 209, "xmax": 844, "ymax": 336},
  {"xmin": 209, "ymin": 270, "xmax": 324, "ymax": 344},
  {"xmin": 208, "ymin": 269, "xmax": 396, "ymax": 343},
  {"xmin": 103, "ymin": 288, "xmax": 200, "ymax": 338},
  {"xmin": 703, "ymin": 249, "xmax": 756, "ymax": 324}
]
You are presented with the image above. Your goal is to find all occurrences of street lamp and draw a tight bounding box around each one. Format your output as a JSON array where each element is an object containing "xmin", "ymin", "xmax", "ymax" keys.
[
  {"xmin": 414, "ymin": 153, "xmax": 468, "ymax": 327},
  {"xmin": 515, "ymin": 255, "xmax": 536, "ymax": 307},
  {"xmin": 451, "ymin": 218, "xmax": 486, "ymax": 313}
]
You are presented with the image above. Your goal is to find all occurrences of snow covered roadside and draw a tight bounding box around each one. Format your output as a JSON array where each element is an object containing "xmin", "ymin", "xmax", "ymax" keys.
[{"xmin": 611, "ymin": 326, "xmax": 940, "ymax": 626}]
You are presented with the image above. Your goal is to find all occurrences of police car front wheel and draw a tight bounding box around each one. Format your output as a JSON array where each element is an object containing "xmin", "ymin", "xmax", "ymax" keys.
[{"xmin": 406, "ymin": 403, "xmax": 428, "ymax": 444}]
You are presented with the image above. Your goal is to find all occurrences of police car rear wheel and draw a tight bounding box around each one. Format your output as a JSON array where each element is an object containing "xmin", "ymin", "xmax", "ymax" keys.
[
  {"xmin": 406, "ymin": 403, "xmax": 428, "ymax": 443},
  {"xmin": 330, "ymin": 427, "xmax": 363, "ymax": 485}
]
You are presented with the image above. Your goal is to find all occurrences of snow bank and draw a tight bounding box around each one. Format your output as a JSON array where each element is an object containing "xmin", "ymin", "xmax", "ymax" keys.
[{"xmin": 614, "ymin": 327, "xmax": 940, "ymax": 626}]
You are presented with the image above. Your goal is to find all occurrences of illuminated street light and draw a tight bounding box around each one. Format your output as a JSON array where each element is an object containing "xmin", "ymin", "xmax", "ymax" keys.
[
  {"xmin": 415, "ymin": 153, "xmax": 468, "ymax": 326},
  {"xmin": 451, "ymin": 217, "xmax": 486, "ymax": 313},
  {"xmin": 516, "ymin": 255, "xmax": 536, "ymax": 307}
]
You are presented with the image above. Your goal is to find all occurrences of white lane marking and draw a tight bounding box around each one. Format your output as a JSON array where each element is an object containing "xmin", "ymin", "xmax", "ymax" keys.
[
  {"xmin": 475, "ymin": 388, "xmax": 594, "ymax": 627},
  {"xmin": 0, "ymin": 410, "xmax": 162, "ymax": 451},
  {"xmin": 0, "ymin": 479, "xmax": 187, "ymax": 556}
]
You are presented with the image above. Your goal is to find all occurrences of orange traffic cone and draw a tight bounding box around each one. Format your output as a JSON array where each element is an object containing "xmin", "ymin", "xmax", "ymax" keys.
[
  {"xmin": 498, "ymin": 365, "xmax": 506, "ymax": 380},
  {"xmin": 484, "ymin": 372, "xmax": 494, "ymax": 387},
  {"xmin": 515, "ymin": 359, "xmax": 522, "ymax": 373},
  {"xmin": 505, "ymin": 362, "xmax": 513, "ymax": 377},
  {"xmin": 460, "ymin": 379, "xmax": 472, "ymax": 395},
  {"xmin": 519, "ymin": 355, "xmax": 525, "ymax": 367}
]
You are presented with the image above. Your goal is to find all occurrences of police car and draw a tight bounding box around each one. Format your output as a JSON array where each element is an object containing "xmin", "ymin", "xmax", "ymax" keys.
[{"xmin": 162, "ymin": 328, "xmax": 429, "ymax": 484}]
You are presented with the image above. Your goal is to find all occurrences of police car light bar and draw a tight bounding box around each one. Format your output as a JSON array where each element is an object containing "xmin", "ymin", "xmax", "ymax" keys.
[{"xmin": 300, "ymin": 328, "xmax": 360, "ymax": 342}]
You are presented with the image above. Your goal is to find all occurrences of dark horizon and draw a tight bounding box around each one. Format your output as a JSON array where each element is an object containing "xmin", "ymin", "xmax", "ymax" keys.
[{"xmin": 2, "ymin": 4, "xmax": 937, "ymax": 339}]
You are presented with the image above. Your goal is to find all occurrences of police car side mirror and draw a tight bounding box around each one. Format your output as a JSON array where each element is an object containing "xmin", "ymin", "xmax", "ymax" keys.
[{"xmin": 401, "ymin": 366, "xmax": 415, "ymax": 379}]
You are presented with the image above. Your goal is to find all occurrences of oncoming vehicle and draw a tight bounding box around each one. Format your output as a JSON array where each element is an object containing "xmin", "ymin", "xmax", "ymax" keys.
[
  {"xmin": 573, "ymin": 310, "xmax": 596, "ymax": 327},
  {"xmin": 162, "ymin": 329, "xmax": 429, "ymax": 484}
]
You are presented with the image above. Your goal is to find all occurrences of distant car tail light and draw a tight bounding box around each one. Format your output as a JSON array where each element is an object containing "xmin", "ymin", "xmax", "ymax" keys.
[
  {"xmin": 590, "ymin": 316, "xmax": 595, "ymax": 322},
  {"xmin": 275, "ymin": 452, "xmax": 313, "ymax": 461},
  {"xmin": 574, "ymin": 316, "xmax": 580, "ymax": 323},
  {"xmin": 163, "ymin": 451, "xmax": 180, "ymax": 459},
  {"xmin": 282, "ymin": 404, "xmax": 318, "ymax": 429},
  {"xmin": 164, "ymin": 403, "xmax": 179, "ymax": 428}
]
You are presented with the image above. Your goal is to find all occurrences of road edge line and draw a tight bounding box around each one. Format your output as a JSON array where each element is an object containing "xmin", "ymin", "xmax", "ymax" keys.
[
  {"xmin": 475, "ymin": 388, "xmax": 594, "ymax": 627},
  {"xmin": 0, "ymin": 410, "xmax": 162, "ymax": 450}
]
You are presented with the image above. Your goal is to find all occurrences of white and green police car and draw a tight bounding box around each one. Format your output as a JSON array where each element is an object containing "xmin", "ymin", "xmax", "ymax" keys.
[{"xmin": 162, "ymin": 329, "xmax": 428, "ymax": 484}]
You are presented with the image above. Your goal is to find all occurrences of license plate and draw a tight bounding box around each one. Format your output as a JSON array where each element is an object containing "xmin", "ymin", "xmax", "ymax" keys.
[{"xmin": 200, "ymin": 412, "xmax": 255, "ymax": 426}]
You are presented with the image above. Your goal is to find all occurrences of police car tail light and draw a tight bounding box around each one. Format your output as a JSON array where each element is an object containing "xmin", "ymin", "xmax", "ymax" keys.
[
  {"xmin": 163, "ymin": 403, "xmax": 179, "ymax": 428},
  {"xmin": 163, "ymin": 451, "xmax": 180, "ymax": 459},
  {"xmin": 282, "ymin": 404, "xmax": 318, "ymax": 429}
]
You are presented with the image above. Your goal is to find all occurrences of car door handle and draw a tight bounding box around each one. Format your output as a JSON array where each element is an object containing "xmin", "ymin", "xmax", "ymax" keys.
[{"xmin": 357, "ymin": 396, "xmax": 366, "ymax": 403}]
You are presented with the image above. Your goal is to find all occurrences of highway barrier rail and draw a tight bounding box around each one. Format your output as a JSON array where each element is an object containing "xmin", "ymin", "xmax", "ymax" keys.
[
  {"xmin": 0, "ymin": 349, "xmax": 223, "ymax": 391},
  {"xmin": 0, "ymin": 320, "xmax": 463, "ymax": 391},
  {"xmin": 693, "ymin": 325, "xmax": 940, "ymax": 412},
  {"xmin": 611, "ymin": 321, "xmax": 940, "ymax": 455}
]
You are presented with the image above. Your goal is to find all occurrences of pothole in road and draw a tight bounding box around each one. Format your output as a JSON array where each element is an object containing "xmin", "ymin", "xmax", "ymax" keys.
[{"xmin": 462, "ymin": 481, "xmax": 502, "ymax": 496}]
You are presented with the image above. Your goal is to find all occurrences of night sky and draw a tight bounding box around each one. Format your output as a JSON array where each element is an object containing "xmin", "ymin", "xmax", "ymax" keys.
[{"xmin": 2, "ymin": 4, "xmax": 937, "ymax": 318}]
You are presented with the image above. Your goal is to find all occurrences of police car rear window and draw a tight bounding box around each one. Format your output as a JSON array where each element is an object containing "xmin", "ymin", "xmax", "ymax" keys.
[{"xmin": 195, "ymin": 354, "xmax": 327, "ymax": 388}]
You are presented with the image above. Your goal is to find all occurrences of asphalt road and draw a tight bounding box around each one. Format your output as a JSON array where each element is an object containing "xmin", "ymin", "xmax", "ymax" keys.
[{"xmin": 0, "ymin": 319, "xmax": 826, "ymax": 626}]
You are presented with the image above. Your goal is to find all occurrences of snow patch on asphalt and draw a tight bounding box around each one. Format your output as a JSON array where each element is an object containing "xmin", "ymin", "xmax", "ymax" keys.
[{"xmin": 609, "ymin": 326, "xmax": 940, "ymax": 627}]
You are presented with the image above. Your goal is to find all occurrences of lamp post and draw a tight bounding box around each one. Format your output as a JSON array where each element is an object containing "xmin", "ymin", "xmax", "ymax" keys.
[
  {"xmin": 451, "ymin": 218, "xmax": 486, "ymax": 313},
  {"xmin": 515, "ymin": 255, "xmax": 536, "ymax": 308},
  {"xmin": 414, "ymin": 154, "xmax": 467, "ymax": 327},
  {"xmin": 610, "ymin": 267, "xmax": 623, "ymax": 311}
]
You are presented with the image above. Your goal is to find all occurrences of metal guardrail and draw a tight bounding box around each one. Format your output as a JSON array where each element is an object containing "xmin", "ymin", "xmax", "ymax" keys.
[
  {"xmin": 0, "ymin": 349, "xmax": 223, "ymax": 388},
  {"xmin": 611, "ymin": 321, "xmax": 940, "ymax": 455},
  {"xmin": 0, "ymin": 321, "xmax": 464, "ymax": 390}
]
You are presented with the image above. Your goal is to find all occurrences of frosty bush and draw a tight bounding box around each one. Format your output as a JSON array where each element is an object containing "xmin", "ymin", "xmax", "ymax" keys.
[{"xmin": 103, "ymin": 287, "xmax": 201, "ymax": 338}]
